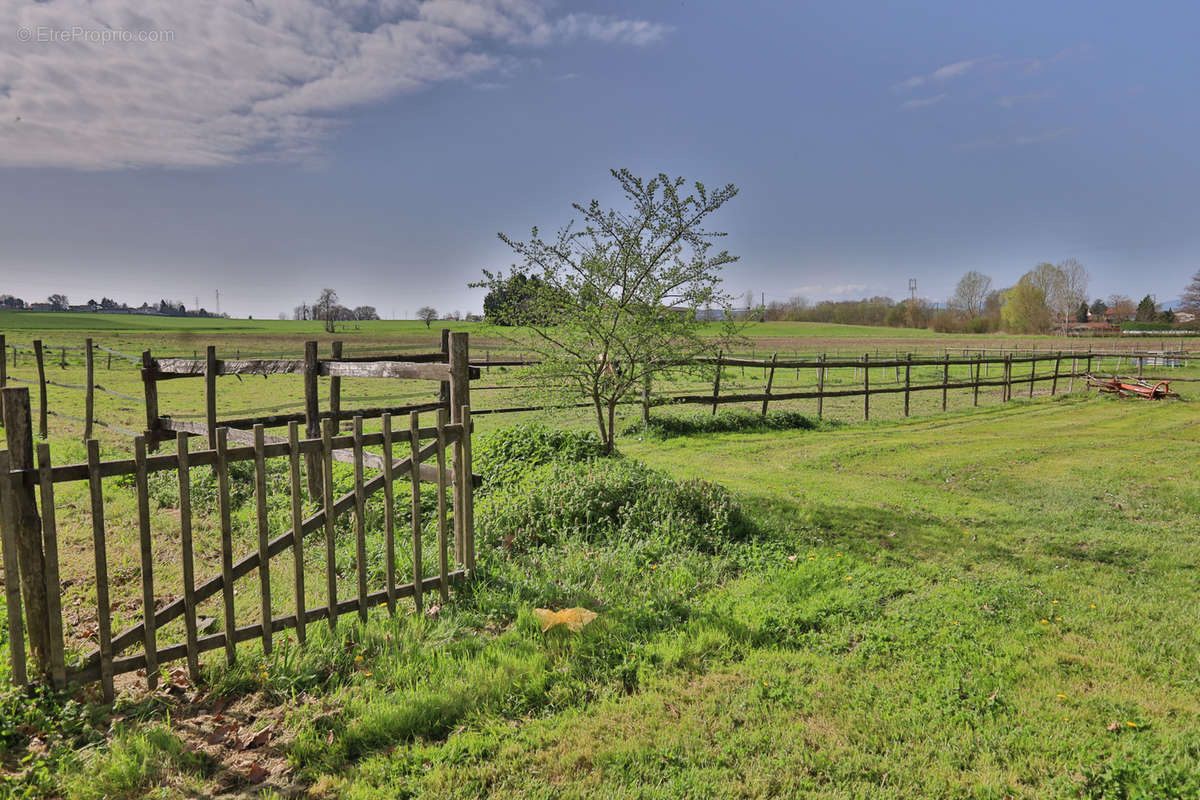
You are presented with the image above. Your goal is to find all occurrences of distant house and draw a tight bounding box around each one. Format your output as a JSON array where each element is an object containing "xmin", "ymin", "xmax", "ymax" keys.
[
  {"xmin": 27, "ymin": 302, "xmax": 54, "ymax": 311},
  {"xmin": 68, "ymin": 304, "xmax": 96, "ymax": 313}
]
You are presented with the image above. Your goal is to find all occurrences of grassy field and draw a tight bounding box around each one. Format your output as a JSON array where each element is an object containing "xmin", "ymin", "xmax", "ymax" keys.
[
  {"xmin": 0, "ymin": 392, "xmax": 1195, "ymax": 798},
  {"xmin": 0, "ymin": 316, "xmax": 1196, "ymax": 798}
]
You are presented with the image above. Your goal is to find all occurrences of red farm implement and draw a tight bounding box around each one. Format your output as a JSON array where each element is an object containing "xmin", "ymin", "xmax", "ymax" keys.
[{"xmin": 1085, "ymin": 375, "xmax": 1179, "ymax": 399}]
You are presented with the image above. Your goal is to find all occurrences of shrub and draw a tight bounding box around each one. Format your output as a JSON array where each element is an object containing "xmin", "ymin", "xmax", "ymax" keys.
[
  {"xmin": 473, "ymin": 423, "xmax": 606, "ymax": 491},
  {"xmin": 477, "ymin": 458, "xmax": 754, "ymax": 554},
  {"xmin": 624, "ymin": 409, "xmax": 832, "ymax": 438}
]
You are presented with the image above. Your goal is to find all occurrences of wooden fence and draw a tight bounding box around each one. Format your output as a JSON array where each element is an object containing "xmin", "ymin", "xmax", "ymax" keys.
[
  {"xmin": 0, "ymin": 333, "xmax": 478, "ymax": 699},
  {"xmin": 473, "ymin": 348, "xmax": 1190, "ymax": 421}
]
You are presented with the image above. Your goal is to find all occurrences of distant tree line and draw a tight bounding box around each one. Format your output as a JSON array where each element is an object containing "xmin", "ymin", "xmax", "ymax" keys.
[
  {"xmin": 0, "ymin": 293, "xmax": 222, "ymax": 317},
  {"xmin": 292, "ymin": 288, "xmax": 379, "ymax": 332}
]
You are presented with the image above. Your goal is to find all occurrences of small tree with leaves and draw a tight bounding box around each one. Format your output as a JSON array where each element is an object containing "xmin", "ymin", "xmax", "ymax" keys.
[
  {"xmin": 474, "ymin": 169, "xmax": 742, "ymax": 453},
  {"xmin": 1135, "ymin": 294, "xmax": 1157, "ymax": 322},
  {"xmin": 417, "ymin": 306, "xmax": 438, "ymax": 327}
]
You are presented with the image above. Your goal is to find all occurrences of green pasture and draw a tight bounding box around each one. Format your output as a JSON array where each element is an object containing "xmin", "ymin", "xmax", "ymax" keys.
[{"xmin": 0, "ymin": 317, "xmax": 1196, "ymax": 798}]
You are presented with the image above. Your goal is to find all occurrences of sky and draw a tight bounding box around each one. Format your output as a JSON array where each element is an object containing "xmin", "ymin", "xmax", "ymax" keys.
[{"xmin": 1, "ymin": 0, "xmax": 1197, "ymax": 319}]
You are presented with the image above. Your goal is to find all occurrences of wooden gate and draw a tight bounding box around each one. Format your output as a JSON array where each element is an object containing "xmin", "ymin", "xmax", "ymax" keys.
[{"xmin": 0, "ymin": 334, "xmax": 476, "ymax": 701}]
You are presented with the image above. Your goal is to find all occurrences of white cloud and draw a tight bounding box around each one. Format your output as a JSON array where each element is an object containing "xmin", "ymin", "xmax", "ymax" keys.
[
  {"xmin": 894, "ymin": 56, "xmax": 989, "ymax": 92},
  {"xmin": 0, "ymin": 0, "xmax": 671, "ymax": 169},
  {"xmin": 930, "ymin": 58, "xmax": 981, "ymax": 81},
  {"xmin": 902, "ymin": 93, "xmax": 946, "ymax": 111}
]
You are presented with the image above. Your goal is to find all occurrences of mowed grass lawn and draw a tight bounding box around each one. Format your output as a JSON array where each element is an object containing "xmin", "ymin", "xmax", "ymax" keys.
[
  {"xmin": 2, "ymin": 371, "xmax": 1196, "ymax": 797},
  {"xmin": 318, "ymin": 396, "xmax": 1198, "ymax": 799}
]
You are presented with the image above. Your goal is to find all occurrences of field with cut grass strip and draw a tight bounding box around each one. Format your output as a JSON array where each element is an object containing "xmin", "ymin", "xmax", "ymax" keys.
[{"xmin": 1, "ymin": 392, "xmax": 1194, "ymax": 798}]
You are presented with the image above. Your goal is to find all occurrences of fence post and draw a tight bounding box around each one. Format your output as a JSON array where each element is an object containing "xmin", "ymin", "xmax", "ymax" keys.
[
  {"xmin": 439, "ymin": 328, "xmax": 451, "ymax": 410},
  {"xmin": 329, "ymin": 341, "xmax": 343, "ymax": 424},
  {"xmin": 941, "ymin": 353, "xmax": 949, "ymax": 412},
  {"xmin": 1051, "ymin": 352, "xmax": 1061, "ymax": 395},
  {"xmin": 903, "ymin": 353, "xmax": 912, "ymax": 417},
  {"xmin": 140, "ymin": 351, "xmax": 160, "ymax": 449},
  {"xmin": 0, "ymin": 333, "xmax": 6, "ymax": 392},
  {"xmin": 1, "ymin": 387, "xmax": 50, "ymax": 678},
  {"xmin": 408, "ymin": 413, "xmax": 423, "ymax": 614},
  {"xmin": 304, "ymin": 340, "xmax": 322, "ymax": 500},
  {"xmin": 0, "ymin": 450, "xmax": 27, "ymax": 686},
  {"xmin": 1004, "ymin": 355, "xmax": 1013, "ymax": 402},
  {"xmin": 84, "ymin": 338, "xmax": 94, "ymax": 441},
  {"xmin": 816, "ymin": 354, "xmax": 825, "ymax": 419},
  {"xmin": 762, "ymin": 353, "xmax": 777, "ymax": 416},
  {"xmin": 460, "ymin": 403, "xmax": 475, "ymax": 577},
  {"xmin": 862, "ymin": 353, "xmax": 870, "ymax": 421},
  {"xmin": 36, "ymin": 444, "xmax": 66, "ymax": 688},
  {"xmin": 1069, "ymin": 356, "xmax": 1077, "ymax": 392},
  {"xmin": 1028, "ymin": 354, "xmax": 1036, "ymax": 399},
  {"xmin": 33, "ymin": 340, "xmax": 47, "ymax": 439},
  {"xmin": 711, "ymin": 352, "xmax": 722, "ymax": 416},
  {"xmin": 973, "ymin": 354, "xmax": 981, "ymax": 407},
  {"xmin": 448, "ymin": 332, "xmax": 471, "ymax": 568},
  {"xmin": 205, "ymin": 346, "xmax": 218, "ymax": 450}
]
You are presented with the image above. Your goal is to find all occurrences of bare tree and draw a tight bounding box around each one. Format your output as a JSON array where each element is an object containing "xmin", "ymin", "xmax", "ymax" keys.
[
  {"xmin": 353, "ymin": 305, "xmax": 380, "ymax": 321},
  {"xmin": 1055, "ymin": 258, "xmax": 1090, "ymax": 325},
  {"xmin": 314, "ymin": 288, "xmax": 339, "ymax": 332},
  {"xmin": 950, "ymin": 271, "xmax": 992, "ymax": 317},
  {"xmin": 417, "ymin": 306, "xmax": 438, "ymax": 327},
  {"xmin": 1180, "ymin": 269, "xmax": 1200, "ymax": 316},
  {"xmin": 1107, "ymin": 294, "xmax": 1136, "ymax": 319}
]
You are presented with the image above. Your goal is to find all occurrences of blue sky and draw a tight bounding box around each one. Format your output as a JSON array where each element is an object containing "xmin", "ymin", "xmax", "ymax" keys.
[{"xmin": 1, "ymin": 0, "xmax": 1197, "ymax": 318}]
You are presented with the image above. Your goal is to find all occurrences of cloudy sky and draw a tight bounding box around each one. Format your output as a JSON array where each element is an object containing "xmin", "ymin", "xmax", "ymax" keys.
[{"xmin": 1, "ymin": 0, "xmax": 1197, "ymax": 317}]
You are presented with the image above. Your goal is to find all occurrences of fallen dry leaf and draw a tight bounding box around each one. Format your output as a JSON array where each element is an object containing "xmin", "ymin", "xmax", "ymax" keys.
[{"xmin": 533, "ymin": 607, "xmax": 598, "ymax": 633}]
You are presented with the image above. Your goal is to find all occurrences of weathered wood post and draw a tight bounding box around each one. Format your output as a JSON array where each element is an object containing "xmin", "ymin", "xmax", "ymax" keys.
[
  {"xmin": 33, "ymin": 340, "xmax": 47, "ymax": 439},
  {"xmin": 1, "ymin": 387, "xmax": 50, "ymax": 678},
  {"xmin": 973, "ymin": 354, "xmax": 981, "ymax": 407},
  {"xmin": 711, "ymin": 351, "xmax": 722, "ymax": 416},
  {"xmin": 84, "ymin": 338, "xmax": 95, "ymax": 441},
  {"xmin": 761, "ymin": 353, "xmax": 777, "ymax": 416},
  {"xmin": 0, "ymin": 334, "xmax": 6, "ymax": 390},
  {"xmin": 862, "ymin": 353, "xmax": 870, "ymax": 421},
  {"xmin": 1003, "ymin": 354, "xmax": 1013, "ymax": 402},
  {"xmin": 329, "ymin": 341, "xmax": 343, "ymax": 424},
  {"xmin": 941, "ymin": 353, "xmax": 949, "ymax": 412},
  {"xmin": 59, "ymin": 348, "xmax": 66, "ymax": 369},
  {"xmin": 140, "ymin": 350, "xmax": 160, "ymax": 450},
  {"xmin": 439, "ymin": 328, "xmax": 451, "ymax": 410},
  {"xmin": 0, "ymin": 450, "xmax": 27, "ymax": 686},
  {"xmin": 204, "ymin": 346, "xmax": 218, "ymax": 450},
  {"xmin": 816, "ymin": 354, "xmax": 826, "ymax": 419},
  {"xmin": 1051, "ymin": 352, "xmax": 1061, "ymax": 395},
  {"xmin": 448, "ymin": 333, "xmax": 470, "ymax": 568},
  {"xmin": 903, "ymin": 353, "xmax": 912, "ymax": 417},
  {"xmin": 1028, "ymin": 354, "xmax": 1037, "ymax": 399},
  {"xmin": 303, "ymin": 340, "xmax": 322, "ymax": 500},
  {"xmin": 448, "ymin": 332, "xmax": 471, "ymax": 569}
]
